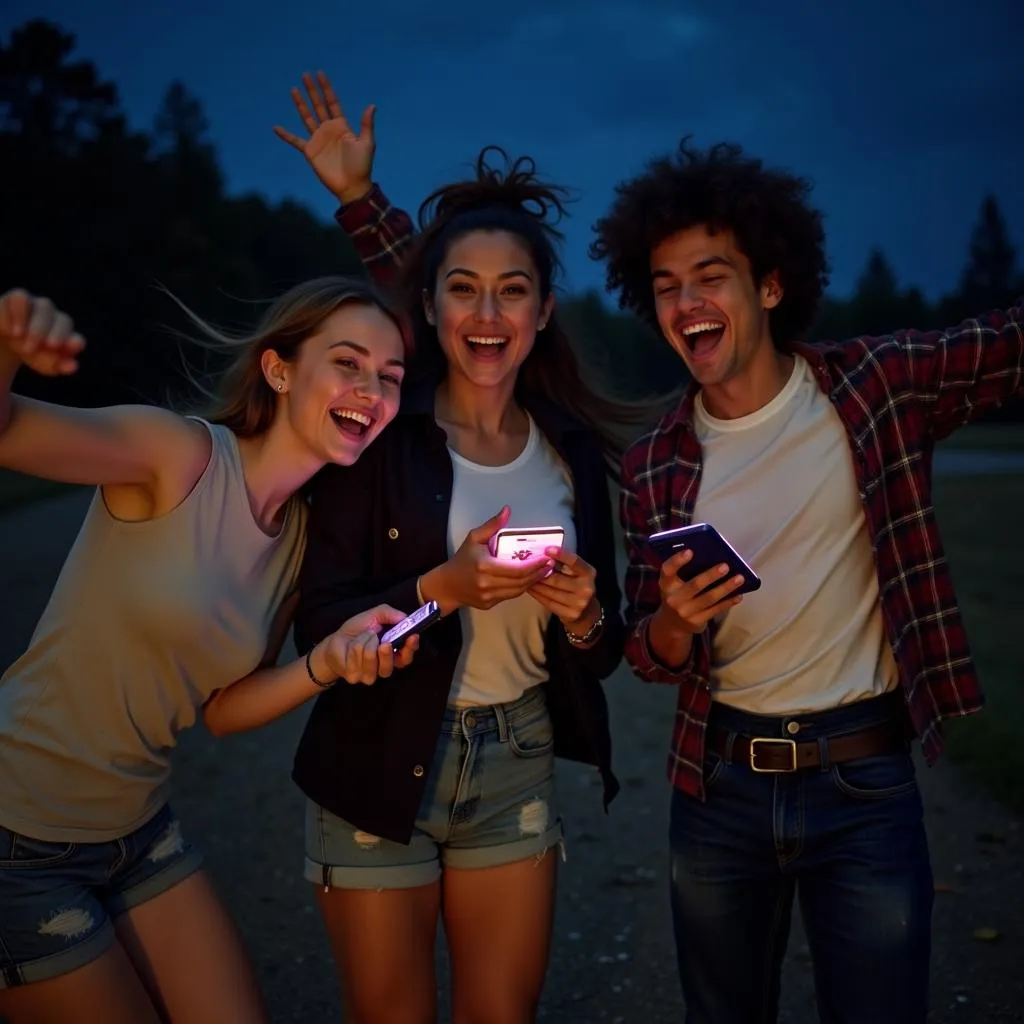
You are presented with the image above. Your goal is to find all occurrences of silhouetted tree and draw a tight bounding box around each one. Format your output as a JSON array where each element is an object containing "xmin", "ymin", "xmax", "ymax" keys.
[
  {"xmin": 959, "ymin": 195, "xmax": 1017, "ymax": 314},
  {"xmin": 1, "ymin": 18, "xmax": 1018, "ymax": 420}
]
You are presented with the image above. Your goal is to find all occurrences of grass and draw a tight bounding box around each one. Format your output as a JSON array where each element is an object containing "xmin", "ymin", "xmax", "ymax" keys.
[
  {"xmin": 933, "ymin": 472, "xmax": 1024, "ymax": 813},
  {"xmin": 938, "ymin": 421, "xmax": 1024, "ymax": 452}
]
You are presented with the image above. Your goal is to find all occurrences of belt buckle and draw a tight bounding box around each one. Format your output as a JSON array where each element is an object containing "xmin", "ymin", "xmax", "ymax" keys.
[{"xmin": 749, "ymin": 737, "xmax": 798, "ymax": 773}]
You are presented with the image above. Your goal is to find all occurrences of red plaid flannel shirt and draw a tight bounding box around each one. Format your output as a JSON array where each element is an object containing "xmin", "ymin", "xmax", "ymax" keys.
[
  {"xmin": 621, "ymin": 306, "xmax": 1024, "ymax": 799},
  {"xmin": 335, "ymin": 184, "xmax": 415, "ymax": 289}
]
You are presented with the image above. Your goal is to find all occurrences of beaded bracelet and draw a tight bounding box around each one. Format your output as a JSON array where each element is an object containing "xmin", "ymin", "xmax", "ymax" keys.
[{"xmin": 565, "ymin": 607, "xmax": 606, "ymax": 647}]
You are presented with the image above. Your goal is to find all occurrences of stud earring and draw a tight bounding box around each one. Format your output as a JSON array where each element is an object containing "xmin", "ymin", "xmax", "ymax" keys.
[{"xmin": 277, "ymin": 383, "xmax": 285, "ymax": 392}]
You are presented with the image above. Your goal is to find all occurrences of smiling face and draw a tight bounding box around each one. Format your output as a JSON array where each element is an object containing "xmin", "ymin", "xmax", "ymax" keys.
[
  {"xmin": 266, "ymin": 302, "xmax": 406, "ymax": 466},
  {"xmin": 424, "ymin": 229, "xmax": 554, "ymax": 394},
  {"xmin": 650, "ymin": 224, "xmax": 782, "ymax": 392}
]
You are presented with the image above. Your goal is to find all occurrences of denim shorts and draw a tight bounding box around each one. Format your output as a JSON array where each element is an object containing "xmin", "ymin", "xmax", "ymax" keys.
[
  {"xmin": 305, "ymin": 684, "xmax": 564, "ymax": 890},
  {"xmin": 0, "ymin": 804, "xmax": 203, "ymax": 988}
]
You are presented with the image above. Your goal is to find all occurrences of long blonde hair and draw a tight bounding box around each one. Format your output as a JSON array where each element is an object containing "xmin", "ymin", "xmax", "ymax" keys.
[{"xmin": 167, "ymin": 275, "xmax": 411, "ymax": 437}]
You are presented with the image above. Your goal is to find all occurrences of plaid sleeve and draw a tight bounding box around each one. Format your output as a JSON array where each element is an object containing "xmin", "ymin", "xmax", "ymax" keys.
[
  {"xmin": 898, "ymin": 299, "xmax": 1024, "ymax": 440},
  {"xmin": 335, "ymin": 183, "xmax": 416, "ymax": 289},
  {"xmin": 619, "ymin": 440, "xmax": 705, "ymax": 684}
]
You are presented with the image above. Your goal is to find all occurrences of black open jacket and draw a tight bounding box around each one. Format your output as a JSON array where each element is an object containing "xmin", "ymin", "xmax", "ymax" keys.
[{"xmin": 291, "ymin": 383, "xmax": 623, "ymax": 844}]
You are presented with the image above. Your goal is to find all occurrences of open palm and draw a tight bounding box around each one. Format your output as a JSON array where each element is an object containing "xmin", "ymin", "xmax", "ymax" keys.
[{"xmin": 274, "ymin": 70, "xmax": 376, "ymax": 204}]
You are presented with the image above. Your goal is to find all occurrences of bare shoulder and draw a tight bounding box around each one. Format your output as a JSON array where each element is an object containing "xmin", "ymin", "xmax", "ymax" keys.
[{"xmin": 102, "ymin": 408, "xmax": 213, "ymax": 521}]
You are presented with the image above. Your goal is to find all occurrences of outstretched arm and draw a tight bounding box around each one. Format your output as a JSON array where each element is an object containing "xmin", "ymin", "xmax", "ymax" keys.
[
  {"xmin": 0, "ymin": 289, "xmax": 208, "ymax": 503},
  {"xmin": 274, "ymin": 70, "xmax": 416, "ymax": 287},
  {"xmin": 898, "ymin": 300, "xmax": 1024, "ymax": 440}
]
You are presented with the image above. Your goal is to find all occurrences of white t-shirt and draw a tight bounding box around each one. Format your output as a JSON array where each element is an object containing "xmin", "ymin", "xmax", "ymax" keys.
[
  {"xmin": 447, "ymin": 416, "xmax": 576, "ymax": 706},
  {"xmin": 692, "ymin": 354, "xmax": 899, "ymax": 714}
]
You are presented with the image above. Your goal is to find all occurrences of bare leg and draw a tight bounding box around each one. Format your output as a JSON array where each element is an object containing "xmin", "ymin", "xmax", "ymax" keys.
[
  {"xmin": 315, "ymin": 881, "xmax": 441, "ymax": 1024},
  {"xmin": 444, "ymin": 851, "xmax": 558, "ymax": 1024},
  {"xmin": 0, "ymin": 943, "xmax": 161, "ymax": 1024},
  {"xmin": 113, "ymin": 869, "xmax": 269, "ymax": 1024}
]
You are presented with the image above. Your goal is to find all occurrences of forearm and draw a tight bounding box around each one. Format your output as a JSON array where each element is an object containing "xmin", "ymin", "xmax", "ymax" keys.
[
  {"xmin": 647, "ymin": 605, "xmax": 695, "ymax": 668},
  {"xmin": 203, "ymin": 642, "xmax": 335, "ymax": 736},
  {"xmin": 0, "ymin": 348, "xmax": 20, "ymax": 436},
  {"xmin": 418, "ymin": 562, "xmax": 459, "ymax": 616},
  {"xmin": 334, "ymin": 183, "xmax": 416, "ymax": 288},
  {"xmin": 906, "ymin": 301, "xmax": 1024, "ymax": 436},
  {"xmin": 565, "ymin": 604, "xmax": 625, "ymax": 680}
]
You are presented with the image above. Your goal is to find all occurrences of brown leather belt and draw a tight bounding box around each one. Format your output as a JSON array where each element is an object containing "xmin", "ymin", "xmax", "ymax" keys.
[{"xmin": 708, "ymin": 720, "xmax": 908, "ymax": 773}]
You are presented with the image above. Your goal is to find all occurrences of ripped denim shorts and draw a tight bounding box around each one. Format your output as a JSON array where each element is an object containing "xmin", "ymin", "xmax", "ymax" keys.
[
  {"xmin": 305, "ymin": 683, "xmax": 564, "ymax": 890},
  {"xmin": 0, "ymin": 803, "xmax": 202, "ymax": 988}
]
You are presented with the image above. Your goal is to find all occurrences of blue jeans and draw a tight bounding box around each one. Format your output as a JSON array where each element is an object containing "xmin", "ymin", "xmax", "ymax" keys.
[
  {"xmin": 669, "ymin": 693, "xmax": 933, "ymax": 1024},
  {"xmin": 306, "ymin": 684, "xmax": 563, "ymax": 890},
  {"xmin": 0, "ymin": 804, "xmax": 202, "ymax": 988}
]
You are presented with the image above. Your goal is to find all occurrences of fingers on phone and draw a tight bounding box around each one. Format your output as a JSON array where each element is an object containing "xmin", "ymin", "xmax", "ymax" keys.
[
  {"xmin": 661, "ymin": 548, "xmax": 693, "ymax": 577},
  {"xmin": 376, "ymin": 639, "xmax": 395, "ymax": 678}
]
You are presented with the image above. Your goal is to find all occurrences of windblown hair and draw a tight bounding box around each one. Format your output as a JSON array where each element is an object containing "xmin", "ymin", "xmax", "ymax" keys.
[
  {"xmin": 397, "ymin": 146, "xmax": 653, "ymax": 467},
  {"xmin": 167, "ymin": 275, "xmax": 410, "ymax": 438},
  {"xmin": 590, "ymin": 139, "xmax": 831, "ymax": 345}
]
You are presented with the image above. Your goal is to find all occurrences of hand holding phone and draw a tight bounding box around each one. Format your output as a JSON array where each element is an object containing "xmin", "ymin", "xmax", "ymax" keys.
[
  {"xmin": 648, "ymin": 524, "xmax": 761, "ymax": 596},
  {"xmin": 420, "ymin": 506, "xmax": 556, "ymax": 614},
  {"xmin": 647, "ymin": 523, "xmax": 758, "ymax": 639},
  {"xmin": 490, "ymin": 526, "xmax": 565, "ymax": 578},
  {"xmin": 321, "ymin": 604, "xmax": 420, "ymax": 685},
  {"xmin": 379, "ymin": 600, "xmax": 441, "ymax": 652},
  {"xmin": 527, "ymin": 547, "xmax": 599, "ymax": 630}
]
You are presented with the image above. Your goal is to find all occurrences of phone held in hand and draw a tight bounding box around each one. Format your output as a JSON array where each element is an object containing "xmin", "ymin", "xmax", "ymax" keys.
[
  {"xmin": 379, "ymin": 600, "xmax": 442, "ymax": 652},
  {"xmin": 489, "ymin": 526, "xmax": 565, "ymax": 577},
  {"xmin": 647, "ymin": 523, "xmax": 762, "ymax": 596}
]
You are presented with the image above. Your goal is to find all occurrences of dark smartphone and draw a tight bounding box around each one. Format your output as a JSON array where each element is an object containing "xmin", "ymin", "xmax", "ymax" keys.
[
  {"xmin": 379, "ymin": 600, "xmax": 442, "ymax": 652},
  {"xmin": 647, "ymin": 523, "xmax": 762, "ymax": 596}
]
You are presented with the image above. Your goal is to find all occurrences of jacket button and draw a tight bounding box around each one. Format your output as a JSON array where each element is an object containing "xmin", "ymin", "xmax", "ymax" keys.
[
  {"xmin": 413, "ymin": 765, "xmax": 424, "ymax": 777},
  {"xmin": 388, "ymin": 527, "xmax": 399, "ymax": 540}
]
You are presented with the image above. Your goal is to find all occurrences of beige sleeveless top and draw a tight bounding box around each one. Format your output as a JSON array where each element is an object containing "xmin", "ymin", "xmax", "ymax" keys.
[{"xmin": 0, "ymin": 419, "xmax": 307, "ymax": 842}]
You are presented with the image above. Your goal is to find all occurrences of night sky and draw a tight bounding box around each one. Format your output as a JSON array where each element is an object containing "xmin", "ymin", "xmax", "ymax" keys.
[{"xmin": 4, "ymin": 0, "xmax": 1021, "ymax": 304}]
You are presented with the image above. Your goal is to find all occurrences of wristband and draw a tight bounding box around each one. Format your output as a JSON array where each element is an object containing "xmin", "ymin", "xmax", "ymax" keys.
[{"xmin": 305, "ymin": 645, "xmax": 335, "ymax": 689}]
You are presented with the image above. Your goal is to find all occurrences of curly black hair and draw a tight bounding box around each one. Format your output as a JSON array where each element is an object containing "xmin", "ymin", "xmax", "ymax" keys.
[{"xmin": 590, "ymin": 139, "xmax": 830, "ymax": 345}]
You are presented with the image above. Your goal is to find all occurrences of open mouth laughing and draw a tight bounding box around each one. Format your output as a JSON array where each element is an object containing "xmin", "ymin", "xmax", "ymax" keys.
[
  {"xmin": 464, "ymin": 334, "xmax": 510, "ymax": 360},
  {"xmin": 330, "ymin": 407, "xmax": 375, "ymax": 440},
  {"xmin": 679, "ymin": 318, "xmax": 726, "ymax": 361}
]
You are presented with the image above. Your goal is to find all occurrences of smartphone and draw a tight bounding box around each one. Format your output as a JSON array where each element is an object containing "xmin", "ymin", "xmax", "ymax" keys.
[
  {"xmin": 379, "ymin": 600, "xmax": 442, "ymax": 652},
  {"xmin": 489, "ymin": 526, "xmax": 565, "ymax": 577},
  {"xmin": 647, "ymin": 523, "xmax": 762, "ymax": 596}
]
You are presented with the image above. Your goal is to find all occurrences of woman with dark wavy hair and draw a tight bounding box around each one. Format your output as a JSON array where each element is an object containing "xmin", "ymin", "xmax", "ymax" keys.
[{"xmin": 276, "ymin": 72, "xmax": 632, "ymax": 1022}]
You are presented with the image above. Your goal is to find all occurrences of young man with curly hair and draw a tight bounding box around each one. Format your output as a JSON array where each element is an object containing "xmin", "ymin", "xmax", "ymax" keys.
[{"xmin": 590, "ymin": 141, "xmax": 1023, "ymax": 1024}]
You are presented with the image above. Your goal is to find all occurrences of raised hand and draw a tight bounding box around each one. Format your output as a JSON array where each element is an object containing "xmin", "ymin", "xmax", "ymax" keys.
[
  {"xmin": 273, "ymin": 70, "xmax": 376, "ymax": 205},
  {"xmin": 0, "ymin": 289, "xmax": 85, "ymax": 377},
  {"xmin": 320, "ymin": 604, "xmax": 419, "ymax": 685}
]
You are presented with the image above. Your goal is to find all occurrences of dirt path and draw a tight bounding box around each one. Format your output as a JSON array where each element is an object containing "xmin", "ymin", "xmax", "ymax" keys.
[{"xmin": 1, "ymin": 491, "xmax": 1020, "ymax": 1022}]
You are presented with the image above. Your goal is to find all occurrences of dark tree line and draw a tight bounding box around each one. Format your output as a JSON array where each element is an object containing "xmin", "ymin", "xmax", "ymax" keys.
[{"xmin": 2, "ymin": 19, "xmax": 1021, "ymax": 418}]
